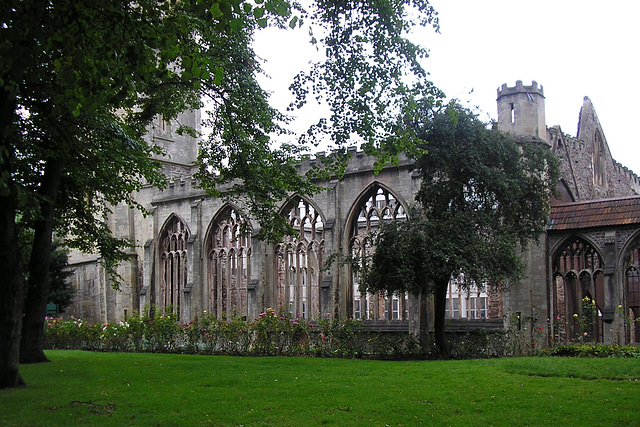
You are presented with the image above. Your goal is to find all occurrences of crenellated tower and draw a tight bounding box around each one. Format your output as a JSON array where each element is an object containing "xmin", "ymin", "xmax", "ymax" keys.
[{"xmin": 497, "ymin": 80, "xmax": 547, "ymax": 142}]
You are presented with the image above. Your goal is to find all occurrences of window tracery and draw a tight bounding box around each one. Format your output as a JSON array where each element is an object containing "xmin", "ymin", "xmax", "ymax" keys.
[
  {"xmin": 350, "ymin": 186, "xmax": 407, "ymax": 321},
  {"xmin": 623, "ymin": 238, "xmax": 640, "ymax": 343},
  {"xmin": 159, "ymin": 215, "xmax": 189, "ymax": 316},
  {"xmin": 552, "ymin": 238, "xmax": 604, "ymax": 342},
  {"xmin": 207, "ymin": 207, "xmax": 251, "ymax": 318},
  {"xmin": 276, "ymin": 198, "xmax": 324, "ymax": 318}
]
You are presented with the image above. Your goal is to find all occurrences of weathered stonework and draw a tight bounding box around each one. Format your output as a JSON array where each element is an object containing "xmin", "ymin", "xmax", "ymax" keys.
[{"xmin": 66, "ymin": 81, "xmax": 640, "ymax": 346}]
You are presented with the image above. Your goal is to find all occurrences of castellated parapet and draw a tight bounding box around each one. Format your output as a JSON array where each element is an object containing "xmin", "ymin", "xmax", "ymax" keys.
[
  {"xmin": 295, "ymin": 146, "xmax": 416, "ymax": 178},
  {"xmin": 497, "ymin": 80, "xmax": 544, "ymax": 98}
]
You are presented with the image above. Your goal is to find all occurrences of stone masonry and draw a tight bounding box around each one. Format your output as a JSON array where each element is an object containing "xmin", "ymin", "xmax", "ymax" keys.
[{"xmin": 66, "ymin": 80, "xmax": 640, "ymax": 345}]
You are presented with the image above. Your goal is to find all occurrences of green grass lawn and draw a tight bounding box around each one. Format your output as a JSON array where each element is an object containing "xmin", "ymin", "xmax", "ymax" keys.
[{"xmin": 2, "ymin": 351, "xmax": 640, "ymax": 426}]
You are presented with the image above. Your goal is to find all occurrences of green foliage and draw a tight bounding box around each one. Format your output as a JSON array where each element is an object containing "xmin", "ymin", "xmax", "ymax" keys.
[
  {"xmin": 2, "ymin": 0, "xmax": 444, "ymax": 385},
  {"xmin": 360, "ymin": 102, "xmax": 559, "ymax": 353},
  {"xmin": 1, "ymin": 0, "xmax": 446, "ymax": 266},
  {"xmin": 293, "ymin": 0, "xmax": 443, "ymax": 163},
  {"xmin": 411, "ymin": 102, "xmax": 559, "ymax": 288},
  {"xmin": 445, "ymin": 329, "xmax": 511, "ymax": 359},
  {"xmin": 580, "ymin": 296, "xmax": 598, "ymax": 341},
  {"xmin": 46, "ymin": 241, "xmax": 75, "ymax": 312},
  {"xmin": 44, "ymin": 309, "xmax": 422, "ymax": 359},
  {"xmin": 361, "ymin": 220, "xmax": 435, "ymax": 297},
  {"xmin": 18, "ymin": 224, "xmax": 75, "ymax": 311},
  {"xmin": 364, "ymin": 102, "xmax": 560, "ymax": 294},
  {"xmin": 541, "ymin": 344, "xmax": 640, "ymax": 358},
  {"xmin": 44, "ymin": 310, "xmax": 594, "ymax": 361}
]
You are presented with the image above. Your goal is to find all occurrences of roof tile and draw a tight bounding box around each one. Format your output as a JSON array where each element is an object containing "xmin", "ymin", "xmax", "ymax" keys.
[{"xmin": 549, "ymin": 196, "xmax": 640, "ymax": 230}]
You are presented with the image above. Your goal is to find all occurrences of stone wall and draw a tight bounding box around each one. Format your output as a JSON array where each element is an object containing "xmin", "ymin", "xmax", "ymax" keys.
[
  {"xmin": 65, "ymin": 83, "xmax": 640, "ymax": 346},
  {"xmin": 548, "ymin": 98, "xmax": 640, "ymax": 202}
]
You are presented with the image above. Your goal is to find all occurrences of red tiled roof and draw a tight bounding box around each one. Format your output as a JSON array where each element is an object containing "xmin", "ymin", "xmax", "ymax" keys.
[{"xmin": 549, "ymin": 196, "xmax": 640, "ymax": 230}]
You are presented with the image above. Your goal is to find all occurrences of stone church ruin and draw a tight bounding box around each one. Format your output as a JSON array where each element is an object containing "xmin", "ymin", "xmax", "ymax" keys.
[{"xmin": 66, "ymin": 81, "xmax": 640, "ymax": 346}]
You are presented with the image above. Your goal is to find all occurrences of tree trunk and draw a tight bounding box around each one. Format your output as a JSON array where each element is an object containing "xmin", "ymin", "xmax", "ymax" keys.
[
  {"xmin": 0, "ymin": 88, "xmax": 26, "ymax": 388},
  {"xmin": 433, "ymin": 278, "xmax": 449, "ymax": 357},
  {"xmin": 20, "ymin": 159, "xmax": 65, "ymax": 364},
  {"xmin": 417, "ymin": 292, "xmax": 430, "ymax": 351},
  {"xmin": 0, "ymin": 196, "xmax": 26, "ymax": 388}
]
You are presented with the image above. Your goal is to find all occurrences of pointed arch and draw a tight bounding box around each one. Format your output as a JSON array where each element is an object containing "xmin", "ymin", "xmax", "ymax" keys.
[
  {"xmin": 347, "ymin": 183, "xmax": 409, "ymax": 321},
  {"xmin": 158, "ymin": 214, "xmax": 190, "ymax": 316},
  {"xmin": 276, "ymin": 196, "xmax": 325, "ymax": 318},
  {"xmin": 205, "ymin": 204, "xmax": 252, "ymax": 318},
  {"xmin": 345, "ymin": 182, "xmax": 409, "ymax": 239},
  {"xmin": 620, "ymin": 231, "xmax": 640, "ymax": 343},
  {"xmin": 551, "ymin": 235, "xmax": 604, "ymax": 342}
]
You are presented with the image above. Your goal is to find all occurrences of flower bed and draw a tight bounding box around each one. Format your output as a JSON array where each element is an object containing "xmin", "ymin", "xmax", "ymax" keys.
[{"xmin": 44, "ymin": 308, "xmax": 422, "ymax": 359}]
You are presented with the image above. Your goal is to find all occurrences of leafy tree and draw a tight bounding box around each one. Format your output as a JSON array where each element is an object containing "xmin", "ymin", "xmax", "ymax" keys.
[
  {"xmin": 361, "ymin": 102, "xmax": 559, "ymax": 355},
  {"xmin": 45, "ymin": 242, "xmax": 75, "ymax": 314},
  {"xmin": 18, "ymin": 226, "xmax": 74, "ymax": 315},
  {"xmin": 0, "ymin": 0, "xmax": 441, "ymax": 388}
]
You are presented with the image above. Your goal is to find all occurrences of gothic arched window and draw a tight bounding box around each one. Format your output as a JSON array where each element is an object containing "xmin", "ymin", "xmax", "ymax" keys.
[
  {"xmin": 159, "ymin": 215, "xmax": 189, "ymax": 316},
  {"xmin": 276, "ymin": 197, "xmax": 324, "ymax": 318},
  {"xmin": 623, "ymin": 238, "xmax": 640, "ymax": 343},
  {"xmin": 350, "ymin": 185, "xmax": 407, "ymax": 321},
  {"xmin": 207, "ymin": 207, "xmax": 251, "ymax": 318},
  {"xmin": 552, "ymin": 237, "xmax": 604, "ymax": 342}
]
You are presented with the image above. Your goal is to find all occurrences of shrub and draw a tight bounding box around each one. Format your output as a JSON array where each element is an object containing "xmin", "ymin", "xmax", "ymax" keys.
[
  {"xmin": 541, "ymin": 344, "xmax": 640, "ymax": 358},
  {"xmin": 48, "ymin": 310, "xmax": 640, "ymax": 360},
  {"xmin": 44, "ymin": 309, "xmax": 413, "ymax": 359}
]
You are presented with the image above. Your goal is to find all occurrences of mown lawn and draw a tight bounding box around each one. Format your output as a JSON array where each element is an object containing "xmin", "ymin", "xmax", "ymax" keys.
[{"xmin": 1, "ymin": 350, "xmax": 640, "ymax": 426}]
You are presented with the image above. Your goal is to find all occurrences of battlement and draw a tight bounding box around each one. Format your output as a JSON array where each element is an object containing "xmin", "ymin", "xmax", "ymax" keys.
[
  {"xmin": 147, "ymin": 147, "xmax": 417, "ymax": 206},
  {"xmin": 497, "ymin": 80, "xmax": 544, "ymax": 99},
  {"xmin": 295, "ymin": 146, "xmax": 415, "ymax": 177}
]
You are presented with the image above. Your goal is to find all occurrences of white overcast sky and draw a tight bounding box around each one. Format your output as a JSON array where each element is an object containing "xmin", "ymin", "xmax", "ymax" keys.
[{"xmin": 253, "ymin": 0, "xmax": 640, "ymax": 174}]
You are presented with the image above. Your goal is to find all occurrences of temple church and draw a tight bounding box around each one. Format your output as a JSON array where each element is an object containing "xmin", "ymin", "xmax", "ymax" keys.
[{"xmin": 66, "ymin": 81, "xmax": 640, "ymax": 345}]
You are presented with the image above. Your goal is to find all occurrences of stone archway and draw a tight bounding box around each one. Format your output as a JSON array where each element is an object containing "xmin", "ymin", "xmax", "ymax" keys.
[
  {"xmin": 275, "ymin": 196, "xmax": 325, "ymax": 318},
  {"xmin": 348, "ymin": 184, "xmax": 408, "ymax": 321},
  {"xmin": 205, "ymin": 206, "xmax": 251, "ymax": 319},
  {"xmin": 622, "ymin": 235, "xmax": 640, "ymax": 343},
  {"xmin": 158, "ymin": 214, "xmax": 190, "ymax": 317},
  {"xmin": 552, "ymin": 237, "xmax": 604, "ymax": 343}
]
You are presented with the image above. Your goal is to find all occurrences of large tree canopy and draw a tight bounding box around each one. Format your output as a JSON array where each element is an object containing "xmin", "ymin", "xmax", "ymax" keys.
[
  {"xmin": 361, "ymin": 102, "xmax": 559, "ymax": 354},
  {"xmin": 0, "ymin": 0, "xmax": 441, "ymax": 387}
]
